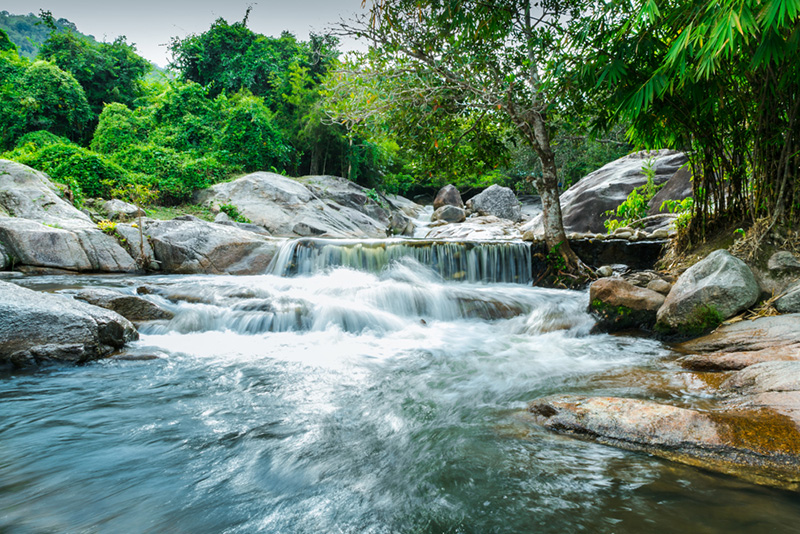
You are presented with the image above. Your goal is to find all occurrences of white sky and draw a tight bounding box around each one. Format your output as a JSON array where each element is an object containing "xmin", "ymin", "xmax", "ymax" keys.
[{"xmin": 3, "ymin": 1, "xmax": 366, "ymax": 67}]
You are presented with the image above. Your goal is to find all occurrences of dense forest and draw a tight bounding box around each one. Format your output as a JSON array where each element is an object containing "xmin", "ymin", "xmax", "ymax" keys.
[{"xmin": 0, "ymin": 1, "xmax": 798, "ymax": 251}]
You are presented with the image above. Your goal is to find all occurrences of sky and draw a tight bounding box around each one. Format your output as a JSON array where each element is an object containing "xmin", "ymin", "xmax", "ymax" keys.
[{"xmin": 3, "ymin": 0, "xmax": 366, "ymax": 66}]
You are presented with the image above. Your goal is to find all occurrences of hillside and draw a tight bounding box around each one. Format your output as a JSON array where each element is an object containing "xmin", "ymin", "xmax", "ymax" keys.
[{"xmin": 0, "ymin": 11, "xmax": 98, "ymax": 59}]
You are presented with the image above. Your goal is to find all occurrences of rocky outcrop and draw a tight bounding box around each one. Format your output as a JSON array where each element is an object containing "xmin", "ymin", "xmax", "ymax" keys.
[
  {"xmin": 681, "ymin": 344, "xmax": 800, "ymax": 371},
  {"xmin": 588, "ymin": 277, "xmax": 665, "ymax": 332},
  {"xmin": 527, "ymin": 394, "xmax": 800, "ymax": 489},
  {"xmin": 647, "ymin": 166, "xmax": 693, "ymax": 216},
  {"xmin": 679, "ymin": 314, "xmax": 800, "ymax": 353},
  {"xmin": 431, "ymin": 205, "xmax": 466, "ymax": 224},
  {"xmin": 195, "ymin": 172, "xmax": 391, "ymax": 238},
  {"xmin": 0, "ymin": 280, "xmax": 138, "ymax": 368},
  {"xmin": 144, "ymin": 216, "xmax": 279, "ymax": 275},
  {"xmin": 425, "ymin": 216, "xmax": 522, "ymax": 240},
  {"xmin": 433, "ymin": 184, "xmax": 464, "ymax": 210},
  {"xmin": 522, "ymin": 150, "xmax": 688, "ymax": 235},
  {"xmin": 0, "ymin": 159, "xmax": 137, "ymax": 273},
  {"xmin": 71, "ymin": 288, "xmax": 174, "ymax": 322},
  {"xmin": 656, "ymin": 250, "xmax": 760, "ymax": 335},
  {"xmin": 102, "ymin": 199, "xmax": 144, "ymax": 221},
  {"xmin": 466, "ymin": 184, "xmax": 521, "ymax": 221}
]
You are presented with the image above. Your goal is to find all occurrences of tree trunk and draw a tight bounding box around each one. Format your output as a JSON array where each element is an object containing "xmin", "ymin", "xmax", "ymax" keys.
[{"xmin": 527, "ymin": 112, "xmax": 581, "ymax": 271}]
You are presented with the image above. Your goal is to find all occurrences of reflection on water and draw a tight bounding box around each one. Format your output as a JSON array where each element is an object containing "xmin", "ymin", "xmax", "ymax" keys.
[{"xmin": 2, "ymin": 261, "xmax": 800, "ymax": 533}]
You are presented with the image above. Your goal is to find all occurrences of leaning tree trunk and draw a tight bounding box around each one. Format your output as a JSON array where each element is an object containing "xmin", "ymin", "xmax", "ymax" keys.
[{"xmin": 527, "ymin": 112, "xmax": 581, "ymax": 271}]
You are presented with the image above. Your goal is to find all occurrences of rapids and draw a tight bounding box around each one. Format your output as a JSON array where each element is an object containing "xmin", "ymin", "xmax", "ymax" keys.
[{"xmin": 2, "ymin": 252, "xmax": 800, "ymax": 532}]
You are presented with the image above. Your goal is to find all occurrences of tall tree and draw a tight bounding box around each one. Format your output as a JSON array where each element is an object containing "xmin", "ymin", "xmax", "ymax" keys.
[{"xmin": 341, "ymin": 0, "xmax": 583, "ymax": 268}]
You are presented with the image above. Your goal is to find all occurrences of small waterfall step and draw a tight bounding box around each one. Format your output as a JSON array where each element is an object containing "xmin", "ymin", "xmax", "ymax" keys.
[{"xmin": 269, "ymin": 238, "xmax": 533, "ymax": 284}]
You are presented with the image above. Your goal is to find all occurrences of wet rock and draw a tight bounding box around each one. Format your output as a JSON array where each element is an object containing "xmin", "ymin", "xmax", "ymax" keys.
[
  {"xmin": 596, "ymin": 265, "xmax": 614, "ymax": 278},
  {"xmin": 722, "ymin": 361, "xmax": 800, "ymax": 394},
  {"xmin": 768, "ymin": 251, "xmax": 800, "ymax": 273},
  {"xmin": 589, "ymin": 277, "xmax": 665, "ymax": 332},
  {"xmin": 72, "ymin": 288, "xmax": 174, "ymax": 322},
  {"xmin": 195, "ymin": 172, "xmax": 389, "ymax": 238},
  {"xmin": 102, "ymin": 199, "xmax": 143, "ymax": 221},
  {"xmin": 385, "ymin": 194, "xmax": 424, "ymax": 218},
  {"xmin": 466, "ymin": 184, "xmax": 521, "ymax": 221},
  {"xmin": 776, "ymin": 281, "xmax": 800, "ymax": 313},
  {"xmin": 0, "ymin": 280, "xmax": 138, "ymax": 368},
  {"xmin": 656, "ymin": 250, "xmax": 760, "ymax": 335},
  {"xmin": 527, "ymin": 395, "xmax": 800, "ymax": 488},
  {"xmin": 431, "ymin": 205, "xmax": 466, "ymax": 224},
  {"xmin": 681, "ymin": 345, "xmax": 800, "ymax": 371},
  {"xmin": 522, "ymin": 150, "xmax": 688, "ymax": 234},
  {"xmin": 145, "ymin": 216, "xmax": 279, "ymax": 275},
  {"xmin": 425, "ymin": 216, "xmax": 521, "ymax": 240},
  {"xmin": 388, "ymin": 211, "xmax": 415, "ymax": 236},
  {"xmin": 433, "ymin": 184, "xmax": 464, "ymax": 210}
]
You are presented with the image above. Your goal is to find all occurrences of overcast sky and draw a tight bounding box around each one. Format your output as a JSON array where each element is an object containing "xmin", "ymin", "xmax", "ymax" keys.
[{"xmin": 3, "ymin": 1, "xmax": 366, "ymax": 66}]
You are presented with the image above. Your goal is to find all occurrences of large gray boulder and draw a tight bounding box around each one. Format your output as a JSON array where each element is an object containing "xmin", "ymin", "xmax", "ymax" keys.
[
  {"xmin": 194, "ymin": 172, "xmax": 389, "ymax": 238},
  {"xmin": 144, "ymin": 216, "xmax": 279, "ymax": 275},
  {"xmin": 431, "ymin": 205, "xmax": 466, "ymax": 224},
  {"xmin": 656, "ymin": 250, "xmax": 760, "ymax": 333},
  {"xmin": 648, "ymin": 165, "xmax": 693, "ymax": 215},
  {"xmin": 0, "ymin": 280, "xmax": 138, "ymax": 368},
  {"xmin": 466, "ymin": 184, "xmax": 521, "ymax": 221},
  {"xmin": 776, "ymin": 282, "xmax": 800, "ymax": 314},
  {"xmin": 299, "ymin": 175, "xmax": 390, "ymax": 224},
  {"xmin": 0, "ymin": 160, "xmax": 137, "ymax": 272},
  {"xmin": 523, "ymin": 150, "xmax": 688, "ymax": 235}
]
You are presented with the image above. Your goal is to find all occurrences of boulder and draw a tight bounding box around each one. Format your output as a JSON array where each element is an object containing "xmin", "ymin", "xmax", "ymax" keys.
[
  {"xmin": 648, "ymin": 166, "xmax": 693, "ymax": 215},
  {"xmin": 194, "ymin": 172, "xmax": 389, "ymax": 238},
  {"xmin": 589, "ymin": 277, "xmax": 665, "ymax": 332},
  {"xmin": 431, "ymin": 205, "xmax": 466, "ymax": 224},
  {"xmin": 113, "ymin": 222, "xmax": 159, "ymax": 271},
  {"xmin": 656, "ymin": 250, "xmax": 760, "ymax": 335},
  {"xmin": 72, "ymin": 288, "xmax": 174, "ymax": 322},
  {"xmin": 0, "ymin": 160, "xmax": 137, "ymax": 272},
  {"xmin": 466, "ymin": 184, "xmax": 521, "ymax": 221},
  {"xmin": 776, "ymin": 281, "xmax": 800, "ymax": 313},
  {"xmin": 768, "ymin": 251, "xmax": 800, "ymax": 273},
  {"xmin": 522, "ymin": 150, "xmax": 688, "ymax": 235},
  {"xmin": 433, "ymin": 184, "xmax": 464, "ymax": 210},
  {"xmin": 0, "ymin": 280, "xmax": 138, "ymax": 368},
  {"xmin": 299, "ymin": 175, "xmax": 390, "ymax": 224},
  {"xmin": 0, "ymin": 218, "xmax": 137, "ymax": 272},
  {"xmin": 385, "ymin": 194, "xmax": 424, "ymax": 218},
  {"xmin": 527, "ymin": 395, "xmax": 800, "ymax": 489},
  {"xmin": 646, "ymin": 278, "xmax": 672, "ymax": 295},
  {"xmin": 388, "ymin": 211, "xmax": 415, "ymax": 236},
  {"xmin": 144, "ymin": 216, "xmax": 279, "ymax": 275},
  {"xmin": 682, "ymin": 345, "xmax": 800, "ymax": 372},
  {"xmin": 425, "ymin": 216, "xmax": 521, "ymax": 240},
  {"xmin": 102, "ymin": 199, "xmax": 144, "ymax": 221}
]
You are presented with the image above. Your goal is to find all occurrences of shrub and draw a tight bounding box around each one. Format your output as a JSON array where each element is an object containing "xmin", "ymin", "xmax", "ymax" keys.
[{"xmin": 91, "ymin": 102, "xmax": 149, "ymax": 154}]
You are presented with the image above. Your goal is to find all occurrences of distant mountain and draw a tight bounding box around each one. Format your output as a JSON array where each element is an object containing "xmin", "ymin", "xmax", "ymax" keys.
[{"xmin": 0, "ymin": 11, "xmax": 98, "ymax": 59}]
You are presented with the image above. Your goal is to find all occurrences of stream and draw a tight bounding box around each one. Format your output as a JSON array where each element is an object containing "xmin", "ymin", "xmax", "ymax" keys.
[{"xmin": 2, "ymin": 240, "xmax": 800, "ymax": 533}]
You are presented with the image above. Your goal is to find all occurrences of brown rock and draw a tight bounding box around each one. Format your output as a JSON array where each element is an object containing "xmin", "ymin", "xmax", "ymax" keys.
[
  {"xmin": 527, "ymin": 394, "xmax": 800, "ymax": 489},
  {"xmin": 433, "ymin": 184, "xmax": 464, "ymax": 210},
  {"xmin": 589, "ymin": 277, "xmax": 665, "ymax": 332},
  {"xmin": 679, "ymin": 314, "xmax": 800, "ymax": 353}
]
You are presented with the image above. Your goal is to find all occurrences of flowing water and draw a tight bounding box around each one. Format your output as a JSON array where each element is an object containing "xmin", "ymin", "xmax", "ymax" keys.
[{"xmin": 2, "ymin": 244, "xmax": 800, "ymax": 533}]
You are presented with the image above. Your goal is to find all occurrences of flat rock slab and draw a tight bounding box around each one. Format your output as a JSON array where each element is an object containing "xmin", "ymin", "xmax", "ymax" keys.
[
  {"xmin": 527, "ymin": 394, "xmax": 800, "ymax": 489},
  {"xmin": 0, "ymin": 280, "xmax": 138, "ymax": 368},
  {"xmin": 681, "ymin": 344, "xmax": 800, "ymax": 371},
  {"xmin": 678, "ymin": 314, "xmax": 800, "ymax": 353}
]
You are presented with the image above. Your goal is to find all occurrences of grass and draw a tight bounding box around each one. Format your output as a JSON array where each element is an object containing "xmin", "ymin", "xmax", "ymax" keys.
[{"xmin": 144, "ymin": 204, "xmax": 215, "ymax": 222}]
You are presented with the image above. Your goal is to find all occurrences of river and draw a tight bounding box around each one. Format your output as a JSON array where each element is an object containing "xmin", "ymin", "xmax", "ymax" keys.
[{"xmin": 2, "ymin": 241, "xmax": 799, "ymax": 533}]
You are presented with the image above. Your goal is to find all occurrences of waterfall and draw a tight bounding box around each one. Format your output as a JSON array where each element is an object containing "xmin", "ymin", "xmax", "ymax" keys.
[{"xmin": 268, "ymin": 238, "xmax": 532, "ymax": 284}]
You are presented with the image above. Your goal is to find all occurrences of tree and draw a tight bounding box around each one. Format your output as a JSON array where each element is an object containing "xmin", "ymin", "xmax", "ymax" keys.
[
  {"xmin": 571, "ymin": 0, "xmax": 800, "ymax": 243},
  {"xmin": 15, "ymin": 60, "xmax": 92, "ymax": 143},
  {"xmin": 39, "ymin": 31, "xmax": 151, "ymax": 116},
  {"xmin": 342, "ymin": 0, "xmax": 584, "ymax": 269}
]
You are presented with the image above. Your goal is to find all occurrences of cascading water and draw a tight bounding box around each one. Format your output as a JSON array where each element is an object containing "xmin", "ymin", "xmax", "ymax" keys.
[
  {"xmin": 2, "ymin": 243, "xmax": 800, "ymax": 533},
  {"xmin": 268, "ymin": 238, "xmax": 533, "ymax": 284}
]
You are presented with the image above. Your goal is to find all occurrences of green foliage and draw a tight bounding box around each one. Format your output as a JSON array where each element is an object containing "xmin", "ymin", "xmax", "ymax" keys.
[
  {"xmin": 97, "ymin": 219, "xmax": 118, "ymax": 235},
  {"xmin": 111, "ymin": 144, "xmax": 206, "ymax": 204},
  {"xmin": 91, "ymin": 103, "xmax": 148, "ymax": 154},
  {"xmin": 15, "ymin": 130, "xmax": 73, "ymax": 150},
  {"xmin": 660, "ymin": 197, "xmax": 694, "ymax": 229},
  {"xmin": 604, "ymin": 158, "xmax": 663, "ymax": 232},
  {"xmin": 39, "ymin": 31, "xmax": 151, "ymax": 116},
  {"xmin": 0, "ymin": 28, "xmax": 15, "ymax": 52},
  {"xmin": 215, "ymin": 91, "xmax": 289, "ymax": 171},
  {"xmin": 219, "ymin": 203, "xmax": 251, "ymax": 223}
]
